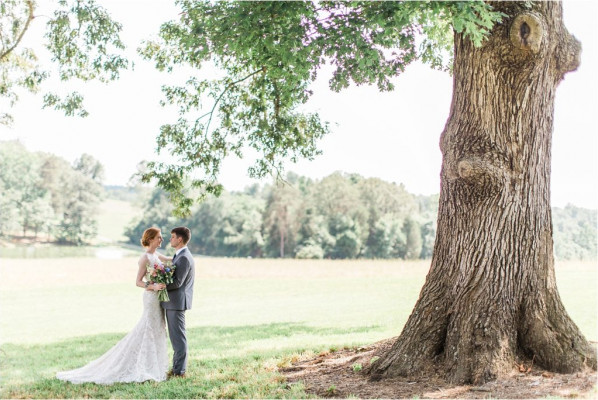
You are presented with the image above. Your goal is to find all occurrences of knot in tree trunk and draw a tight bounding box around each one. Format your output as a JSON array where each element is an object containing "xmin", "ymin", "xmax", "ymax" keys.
[{"xmin": 510, "ymin": 12, "xmax": 544, "ymax": 55}]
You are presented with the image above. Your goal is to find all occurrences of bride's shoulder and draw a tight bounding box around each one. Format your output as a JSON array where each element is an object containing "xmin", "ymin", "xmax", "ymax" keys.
[{"xmin": 138, "ymin": 252, "xmax": 150, "ymax": 263}]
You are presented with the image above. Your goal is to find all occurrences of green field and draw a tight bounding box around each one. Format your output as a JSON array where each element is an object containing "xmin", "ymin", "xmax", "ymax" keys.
[
  {"xmin": 0, "ymin": 258, "xmax": 596, "ymax": 398},
  {"xmin": 96, "ymin": 198, "xmax": 140, "ymax": 243}
]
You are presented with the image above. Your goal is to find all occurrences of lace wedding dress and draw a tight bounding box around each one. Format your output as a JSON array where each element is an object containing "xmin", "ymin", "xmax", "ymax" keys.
[{"xmin": 56, "ymin": 253, "xmax": 169, "ymax": 384}]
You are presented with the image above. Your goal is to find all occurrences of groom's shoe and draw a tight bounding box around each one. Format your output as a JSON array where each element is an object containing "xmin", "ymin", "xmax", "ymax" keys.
[{"xmin": 167, "ymin": 370, "xmax": 185, "ymax": 379}]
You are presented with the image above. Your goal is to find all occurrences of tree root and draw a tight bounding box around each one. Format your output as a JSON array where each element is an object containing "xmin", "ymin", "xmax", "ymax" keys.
[{"xmin": 519, "ymin": 293, "xmax": 597, "ymax": 373}]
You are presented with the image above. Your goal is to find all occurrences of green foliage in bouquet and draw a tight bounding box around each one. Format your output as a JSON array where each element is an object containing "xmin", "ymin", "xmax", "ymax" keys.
[{"xmin": 148, "ymin": 262, "xmax": 176, "ymax": 302}]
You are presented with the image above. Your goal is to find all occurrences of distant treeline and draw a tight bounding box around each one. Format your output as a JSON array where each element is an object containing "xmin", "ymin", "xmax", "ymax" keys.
[
  {"xmin": 126, "ymin": 172, "xmax": 438, "ymax": 260},
  {"xmin": 124, "ymin": 172, "xmax": 596, "ymax": 261},
  {"xmin": 553, "ymin": 205, "xmax": 597, "ymax": 260},
  {"xmin": 3, "ymin": 140, "xmax": 594, "ymax": 259},
  {"xmin": 0, "ymin": 141, "xmax": 104, "ymax": 244}
]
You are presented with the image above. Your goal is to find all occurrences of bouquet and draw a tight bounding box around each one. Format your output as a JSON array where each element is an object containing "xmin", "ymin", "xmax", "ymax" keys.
[{"xmin": 147, "ymin": 261, "xmax": 176, "ymax": 302}]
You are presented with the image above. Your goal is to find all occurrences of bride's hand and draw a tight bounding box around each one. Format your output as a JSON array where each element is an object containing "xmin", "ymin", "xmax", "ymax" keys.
[{"xmin": 153, "ymin": 283, "xmax": 166, "ymax": 291}]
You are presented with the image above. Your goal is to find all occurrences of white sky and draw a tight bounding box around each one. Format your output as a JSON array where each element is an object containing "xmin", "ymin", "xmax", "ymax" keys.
[{"xmin": 1, "ymin": 0, "xmax": 596, "ymax": 209}]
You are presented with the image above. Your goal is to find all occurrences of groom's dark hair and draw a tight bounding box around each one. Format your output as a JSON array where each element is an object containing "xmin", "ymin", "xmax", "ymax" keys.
[{"xmin": 172, "ymin": 226, "xmax": 191, "ymax": 245}]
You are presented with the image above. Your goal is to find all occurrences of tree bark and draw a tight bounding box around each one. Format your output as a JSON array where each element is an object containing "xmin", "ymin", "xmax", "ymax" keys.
[
  {"xmin": 280, "ymin": 227, "xmax": 285, "ymax": 258},
  {"xmin": 280, "ymin": 204, "xmax": 287, "ymax": 258},
  {"xmin": 370, "ymin": 1, "xmax": 596, "ymax": 384}
]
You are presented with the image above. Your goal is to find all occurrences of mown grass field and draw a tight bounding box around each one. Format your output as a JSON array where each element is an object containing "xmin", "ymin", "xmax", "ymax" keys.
[{"xmin": 0, "ymin": 257, "xmax": 596, "ymax": 398}]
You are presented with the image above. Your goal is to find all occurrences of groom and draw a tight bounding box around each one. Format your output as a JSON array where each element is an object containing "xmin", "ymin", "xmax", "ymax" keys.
[{"xmin": 163, "ymin": 226, "xmax": 195, "ymax": 378}]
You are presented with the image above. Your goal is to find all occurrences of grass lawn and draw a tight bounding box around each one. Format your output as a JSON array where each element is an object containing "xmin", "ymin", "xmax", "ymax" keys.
[{"xmin": 0, "ymin": 257, "xmax": 595, "ymax": 398}]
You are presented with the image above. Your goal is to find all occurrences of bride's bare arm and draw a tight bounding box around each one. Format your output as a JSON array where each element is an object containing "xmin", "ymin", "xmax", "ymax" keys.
[
  {"xmin": 136, "ymin": 254, "xmax": 149, "ymax": 288},
  {"xmin": 136, "ymin": 254, "xmax": 165, "ymax": 290},
  {"xmin": 157, "ymin": 252, "xmax": 171, "ymax": 263}
]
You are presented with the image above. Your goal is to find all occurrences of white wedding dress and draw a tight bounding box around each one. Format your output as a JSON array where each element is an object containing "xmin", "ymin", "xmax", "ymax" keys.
[{"xmin": 56, "ymin": 253, "xmax": 169, "ymax": 384}]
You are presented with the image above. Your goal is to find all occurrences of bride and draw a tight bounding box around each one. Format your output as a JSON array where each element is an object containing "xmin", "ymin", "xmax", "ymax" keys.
[{"xmin": 56, "ymin": 227, "xmax": 171, "ymax": 384}]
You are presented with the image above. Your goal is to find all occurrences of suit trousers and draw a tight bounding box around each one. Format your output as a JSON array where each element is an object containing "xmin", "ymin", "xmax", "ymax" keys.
[{"xmin": 165, "ymin": 309, "xmax": 188, "ymax": 375}]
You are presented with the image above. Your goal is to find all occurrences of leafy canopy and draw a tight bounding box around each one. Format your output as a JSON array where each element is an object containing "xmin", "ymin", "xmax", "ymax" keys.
[
  {"xmin": 0, "ymin": 0, "xmax": 127, "ymax": 125},
  {"xmin": 2, "ymin": 1, "xmax": 503, "ymax": 216},
  {"xmin": 139, "ymin": 1, "xmax": 503, "ymax": 216}
]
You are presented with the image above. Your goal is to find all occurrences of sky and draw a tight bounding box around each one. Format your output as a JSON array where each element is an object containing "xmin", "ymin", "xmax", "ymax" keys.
[{"xmin": 1, "ymin": 0, "xmax": 597, "ymax": 209}]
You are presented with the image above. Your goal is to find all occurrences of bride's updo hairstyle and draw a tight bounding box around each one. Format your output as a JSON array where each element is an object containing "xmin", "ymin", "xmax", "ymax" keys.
[{"xmin": 141, "ymin": 227, "xmax": 161, "ymax": 247}]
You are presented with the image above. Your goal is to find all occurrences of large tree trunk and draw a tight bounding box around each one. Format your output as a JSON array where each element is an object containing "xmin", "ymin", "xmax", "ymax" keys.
[{"xmin": 370, "ymin": 1, "xmax": 596, "ymax": 384}]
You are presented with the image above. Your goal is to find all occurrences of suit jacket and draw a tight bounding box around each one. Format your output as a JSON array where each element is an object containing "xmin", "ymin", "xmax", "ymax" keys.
[{"xmin": 161, "ymin": 247, "xmax": 195, "ymax": 310}]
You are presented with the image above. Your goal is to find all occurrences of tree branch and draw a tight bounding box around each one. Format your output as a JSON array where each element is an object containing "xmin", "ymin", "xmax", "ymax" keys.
[
  {"xmin": 0, "ymin": 0, "xmax": 35, "ymax": 61},
  {"xmin": 203, "ymin": 67, "xmax": 265, "ymax": 135}
]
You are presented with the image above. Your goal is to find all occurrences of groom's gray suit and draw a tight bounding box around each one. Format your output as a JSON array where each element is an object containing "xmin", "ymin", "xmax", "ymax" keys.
[{"xmin": 161, "ymin": 247, "xmax": 195, "ymax": 376}]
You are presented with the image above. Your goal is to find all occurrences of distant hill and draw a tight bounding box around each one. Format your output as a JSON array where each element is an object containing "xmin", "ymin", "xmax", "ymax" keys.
[{"xmin": 96, "ymin": 198, "xmax": 141, "ymax": 243}]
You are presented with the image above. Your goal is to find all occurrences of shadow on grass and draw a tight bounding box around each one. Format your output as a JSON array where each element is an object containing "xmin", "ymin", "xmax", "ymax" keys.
[{"xmin": 0, "ymin": 322, "xmax": 380, "ymax": 399}]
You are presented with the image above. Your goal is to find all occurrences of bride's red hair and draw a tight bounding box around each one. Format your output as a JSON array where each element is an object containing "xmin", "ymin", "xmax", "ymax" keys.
[{"xmin": 140, "ymin": 227, "xmax": 161, "ymax": 247}]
